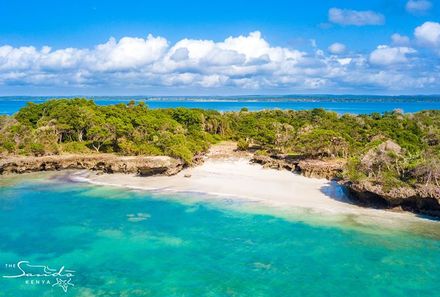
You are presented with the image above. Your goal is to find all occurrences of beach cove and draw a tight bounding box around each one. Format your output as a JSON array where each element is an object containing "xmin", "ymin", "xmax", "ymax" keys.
[{"xmin": 65, "ymin": 142, "xmax": 439, "ymax": 235}]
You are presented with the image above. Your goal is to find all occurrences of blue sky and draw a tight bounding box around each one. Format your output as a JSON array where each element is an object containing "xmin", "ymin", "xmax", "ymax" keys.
[{"xmin": 0, "ymin": 0, "xmax": 439, "ymax": 95}]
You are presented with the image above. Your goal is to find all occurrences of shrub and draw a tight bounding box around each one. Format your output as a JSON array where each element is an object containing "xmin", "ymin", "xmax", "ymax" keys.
[
  {"xmin": 61, "ymin": 142, "xmax": 91, "ymax": 153},
  {"xmin": 237, "ymin": 139, "xmax": 249, "ymax": 151},
  {"xmin": 29, "ymin": 143, "xmax": 45, "ymax": 156}
]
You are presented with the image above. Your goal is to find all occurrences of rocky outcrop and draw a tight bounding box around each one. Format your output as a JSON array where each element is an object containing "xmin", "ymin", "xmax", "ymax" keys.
[
  {"xmin": 0, "ymin": 154, "xmax": 184, "ymax": 176},
  {"xmin": 207, "ymin": 141, "xmax": 252, "ymax": 159},
  {"xmin": 344, "ymin": 180, "xmax": 440, "ymax": 218},
  {"xmin": 251, "ymin": 155, "xmax": 296, "ymax": 171},
  {"xmin": 297, "ymin": 159, "xmax": 346, "ymax": 179},
  {"xmin": 251, "ymin": 154, "xmax": 345, "ymax": 180},
  {"xmin": 342, "ymin": 139, "xmax": 440, "ymax": 218}
]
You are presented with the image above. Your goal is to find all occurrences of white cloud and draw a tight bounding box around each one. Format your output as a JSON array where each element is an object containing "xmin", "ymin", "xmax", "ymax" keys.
[
  {"xmin": 415, "ymin": 21, "xmax": 440, "ymax": 53},
  {"xmin": 337, "ymin": 58, "xmax": 352, "ymax": 66},
  {"xmin": 328, "ymin": 43, "xmax": 346, "ymax": 54},
  {"xmin": 92, "ymin": 35, "xmax": 168, "ymax": 71},
  {"xmin": 328, "ymin": 8, "xmax": 385, "ymax": 26},
  {"xmin": 369, "ymin": 45, "xmax": 416, "ymax": 65},
  {"xmin": 0, "ymin": 31, "xmax": 439, "ymax": 93},
  {"xmin": 170, "ymin": 48, "xmax": 189, "ymax": 62},
  {"xmin": 406, "ymin": 0, "xmax": 432, "ymax": 14},
  {"xmin": 391, "ymin": 33, "xmax": 410, "ymax": 46},
  {"xmin": 220, "ymin": 31, "xmax": 270, "ymax": 60}
]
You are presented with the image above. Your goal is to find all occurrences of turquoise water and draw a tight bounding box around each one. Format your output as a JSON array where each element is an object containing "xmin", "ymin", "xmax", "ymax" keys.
[
  {"xmin": 1, "ymin": 96, "xmax": 440, "ymax": 115},
  {"xmin": 0, "ymin": 175, "xmax": 439, "ymax": 296}
]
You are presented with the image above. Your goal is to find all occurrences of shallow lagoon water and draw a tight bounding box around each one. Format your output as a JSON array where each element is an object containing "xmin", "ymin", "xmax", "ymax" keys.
[{"xmin": 0, "ymin": 174, "xmax": 439, "ymax": 296}]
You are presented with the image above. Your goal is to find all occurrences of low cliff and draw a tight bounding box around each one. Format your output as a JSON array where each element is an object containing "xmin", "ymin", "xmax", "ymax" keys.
[
  {"xmin": 0, "ymin": 154, "xmax": 184, "ymax": 176},
  {"xmin": 342, "ymin": 140, "xmax": 440, "ymax": 218},
  {"xmin": 251, "ymin": 154, "xmax": 345, "ymax": 180},
  {"xmin": 344, "ymin": 180, "xmax": 440, "ymax": 217}
]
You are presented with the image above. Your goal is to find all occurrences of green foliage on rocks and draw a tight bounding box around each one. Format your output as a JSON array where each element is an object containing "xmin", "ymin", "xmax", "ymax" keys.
[{"xmin": 223, "ymin": 108, "xmax": 440, "ymax": 189}]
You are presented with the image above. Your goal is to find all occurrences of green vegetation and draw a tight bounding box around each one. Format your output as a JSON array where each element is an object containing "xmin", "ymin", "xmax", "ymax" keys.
[
  {"xmin": 0, "ymin": 99, "xmax": 224, "ymax": 164},
  {"xmin": 1, "ymin": 98, "xmax": 439, "ymax": 189},
  {"xmin": 224, "ymin": 108, "xmax": 439, "ymax": 189}
]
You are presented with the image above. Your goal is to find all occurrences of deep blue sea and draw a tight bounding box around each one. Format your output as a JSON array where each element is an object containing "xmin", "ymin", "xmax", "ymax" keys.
[
  {"xmin": 1, "ymin": 96, "xmax": 440, "ymax": 114},
  {"xmin": 0, "ymin": 174, "xmax": 439, "ymax": 296}
]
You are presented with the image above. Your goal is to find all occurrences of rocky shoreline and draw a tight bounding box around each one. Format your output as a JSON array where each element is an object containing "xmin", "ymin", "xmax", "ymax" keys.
[
  {"xmin": 344, "ymin": 181, "xmax": 440, "ymax": 218},
  {"xmin": 1, "ymin": 148, "xmax": 440, "ymax": 219},
  {"xmin": 0, "ymin": 154, "xmax": 184, "ymax": 176},
  {"xmin": 250, "ymin": 153, "xmax": 440, "ymax": 218},
  {"xmin": 250, "ymin": 154, "xmax": 346, "ymax": 180}
]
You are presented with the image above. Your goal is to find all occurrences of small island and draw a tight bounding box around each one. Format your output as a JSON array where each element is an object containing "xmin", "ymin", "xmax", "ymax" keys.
[{"xmin": 1, "ymin": 98, "xmax": 439, "ymax": 217}]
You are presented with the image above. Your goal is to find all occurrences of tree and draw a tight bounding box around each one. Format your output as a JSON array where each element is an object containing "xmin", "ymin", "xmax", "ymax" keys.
[
  {"xmin": 296, "ymin": 129, "xmax": 348, "ymax": 158},
  {"xmin": 273, "ymin": 122, "xmax": 294, "ymax": 152},
  {"xmin": 360, "ymin": 140, "xmax": 404, "ymax": 178},
  {"xmin": 413, "ymin": 153, "xmax": 440, "ymax": 186},
  {"xmin": 88, "ymin": 122, "xmax": 112, "ymax": 152}
]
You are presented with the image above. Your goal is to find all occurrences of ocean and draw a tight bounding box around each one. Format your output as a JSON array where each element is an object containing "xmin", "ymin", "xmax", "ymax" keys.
[
  {"xmin": 1, "ymin": 96, "xmax": 440, "ymax": 115},
  {"xmin": 0, "ymin": 174, "xmax": 439, "ymax": 296}
]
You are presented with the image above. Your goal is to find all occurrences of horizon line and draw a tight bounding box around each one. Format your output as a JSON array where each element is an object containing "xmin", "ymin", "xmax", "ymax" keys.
[{"xmin": 1, "ymin": 94, "xmax": 440, "ymax": 98}]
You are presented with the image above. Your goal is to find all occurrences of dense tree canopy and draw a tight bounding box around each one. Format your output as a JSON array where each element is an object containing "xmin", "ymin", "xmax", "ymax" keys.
[{"xmin": 0, "ymin": 99, "xmax": 223, "ymax": 163}]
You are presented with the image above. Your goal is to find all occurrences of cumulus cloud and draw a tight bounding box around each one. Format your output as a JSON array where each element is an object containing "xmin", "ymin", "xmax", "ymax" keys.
[
  {"xmin": 415, "ymin": 21, "xmax": 440, "ymax": 53},
  {"xmin": 0, "ymin": 31, "xmax": 439, "ymax": 93},
  {"xmin": 369, "ymin": 45, "xmax": 416, "ymax": 65},
  {"xmin": 406, "ymin": 0, "xmax": 432, "ymax": 14},
  {"xmin": 170, "ymin": 48, "xmax": 189, "ymax": 62},
  {"xmin": 92, "ymin": 35, "xmax": 168, "ymax": 71},
  {"xmin": 328, "ymin": 43, "xmax": 346, "ymax": 54},
  {"xmin": 328, "ymin": 8, "xmax": 385, "ymax": 26},
  {"xmin": 391, "ymin": 33, "xmax": 410, "ymax": 46},
  {"xmin": 0, "ymin": 32, "xmax": 304, "ymax": 90}
]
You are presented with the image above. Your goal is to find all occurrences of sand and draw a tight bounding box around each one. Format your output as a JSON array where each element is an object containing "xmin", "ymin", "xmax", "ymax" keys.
[
  {"xmin": 70, "ymin": 156, "xmax": 434, "ymax": 224},
  {"xmin": 63, "ymin": 142, "xmax": 440, "ymax": 233}
]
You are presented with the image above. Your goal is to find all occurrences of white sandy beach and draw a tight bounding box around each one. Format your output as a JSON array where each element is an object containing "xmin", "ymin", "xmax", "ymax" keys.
[
  {"xmin": 78, "ymin": 158, "xmax": 350, "ymax": 211},
  {"xmin": 62, "ymin": 141, "xmax": 438, "ymax": 232},
  {"xmin": 67, "ymin": 153, "xmax": 439, "ymax": 231}
]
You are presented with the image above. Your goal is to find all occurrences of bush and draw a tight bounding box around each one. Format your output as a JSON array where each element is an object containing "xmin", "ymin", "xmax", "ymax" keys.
[
  {"xmin": 237, "ymin": 139, "xmax": 249, "ymax": 151},
  {"xmin": 380, "ymin": 171, "xmax": 407, "ymax": 192},
  {"xmin": 254, "ymin": 150, "xmax": 268, "ymax": 156},
  {"xmin": 61, "ymin": 142, "xmax": 91, "ymax": 153},
  {"xmin": 0, "ymin": 141, "xmax": 15, "ymax": 154},
  {"xmin": 29, "ymin": 143, "xmax": 45, "ymax": 156},
  {"xmin": 344, "ymin": 157, "xmax": 367, "ymax": 182},
  {"xmin": 166, "ymin": 144, "xmax": 194, "ymax": 164}
]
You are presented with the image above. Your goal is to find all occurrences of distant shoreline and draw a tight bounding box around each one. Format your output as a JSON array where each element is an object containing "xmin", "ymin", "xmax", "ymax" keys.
[{"xmin": 2, "ymin": 94, "xmax": 440, "ymax": 100}]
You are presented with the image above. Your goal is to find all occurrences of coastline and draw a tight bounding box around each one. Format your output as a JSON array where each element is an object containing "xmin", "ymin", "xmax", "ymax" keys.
[
  {"xmin": 1, "ymin": 142, "xmax": 439, "ymax": 238},
  {"xmin": 70, "ymin": 158, "xmax": 349, "ymax": 213},
  {"xmin": 251, "ymin": 152, "xmax": 440, "ymax": 218},
  {"xmin": 68, "ymin": 155, "xmax": 439, "ymax": 230},
  {"xmin": 1, "ymin": 142, "xmax": 439, "ymax": 221},
  {"xmin": 0, "ymin": 153, "xmax": 184, "ymax": 176}
]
